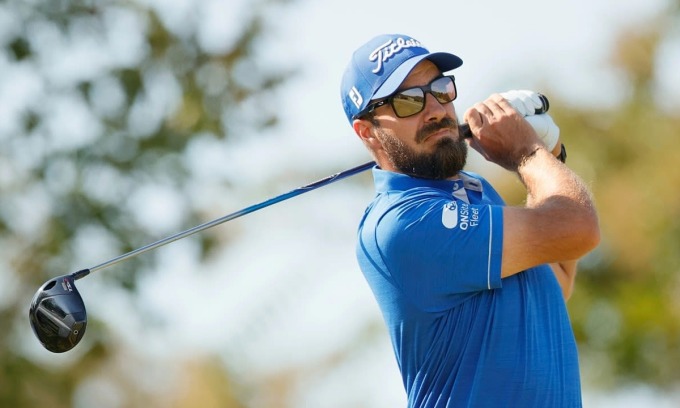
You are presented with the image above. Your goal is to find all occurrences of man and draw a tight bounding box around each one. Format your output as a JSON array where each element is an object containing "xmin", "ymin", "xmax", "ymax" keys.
[{"xmin": 340, "ymin": 34, "xmax": 600, "ymax": 407}]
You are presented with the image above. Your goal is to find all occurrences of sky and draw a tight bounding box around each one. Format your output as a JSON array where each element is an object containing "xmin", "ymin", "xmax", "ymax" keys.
[{"xmin": 9, "ymin": 0, "xmax": 680, "ymax": 406}]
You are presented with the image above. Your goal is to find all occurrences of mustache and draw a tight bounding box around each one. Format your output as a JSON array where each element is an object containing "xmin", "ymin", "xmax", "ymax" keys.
[{"xmin": 416, "ymin": 117, "xmax": 459, "ymax": 143}]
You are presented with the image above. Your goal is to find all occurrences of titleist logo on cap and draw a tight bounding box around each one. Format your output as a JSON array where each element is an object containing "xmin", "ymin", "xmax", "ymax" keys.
[{"xmin": 369, "ymin": 37, "xmax": 423, "ymax": 74}]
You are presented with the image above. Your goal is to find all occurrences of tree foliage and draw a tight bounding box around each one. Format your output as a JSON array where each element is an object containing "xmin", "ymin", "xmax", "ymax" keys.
[
  {"xmin": 544, "ymin": 6, "xmax": 680, "ymax": 389},
  {"xmin": 0, "ymin": 0, "xmax": 294, "ymax": 406}
]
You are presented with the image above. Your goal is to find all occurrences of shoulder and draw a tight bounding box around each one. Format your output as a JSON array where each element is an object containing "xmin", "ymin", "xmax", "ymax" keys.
[
  {"xmin": 363, "ymin": 187, "xmax": 452, "ymax": 239},
  {"xmin": 376, "ymin": 186, "xmax": 452, "ymax": 218}
]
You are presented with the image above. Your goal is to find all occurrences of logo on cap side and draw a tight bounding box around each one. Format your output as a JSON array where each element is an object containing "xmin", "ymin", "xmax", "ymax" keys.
[
  {"xmin": 369, "ymin": 37, "xmax": 423, "ymax": 74},
  {"xmin": 348, "ymin": 86, "xmax": 363, "ymax": 109}
]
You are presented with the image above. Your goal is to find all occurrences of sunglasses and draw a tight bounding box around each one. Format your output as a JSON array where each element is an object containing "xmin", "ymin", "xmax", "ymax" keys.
[{"xmin": 362, "ymin": 75, "xmax": 457, "ymax": 119}]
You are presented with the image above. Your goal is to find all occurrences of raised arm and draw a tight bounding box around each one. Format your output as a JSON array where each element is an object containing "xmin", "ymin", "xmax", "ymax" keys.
[{"xmin": 464, "ymin": 94, "xmax": 600, "ymax": 295}]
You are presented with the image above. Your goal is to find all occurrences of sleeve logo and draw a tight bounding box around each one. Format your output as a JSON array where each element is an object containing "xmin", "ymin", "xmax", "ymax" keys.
[
  {"xmin": 442, "ymin": 201, "xmax": 480, "ymax": 230},
  {"xmin": 441, "ymin": 201, "xmax": 458, "ymax": 229}
]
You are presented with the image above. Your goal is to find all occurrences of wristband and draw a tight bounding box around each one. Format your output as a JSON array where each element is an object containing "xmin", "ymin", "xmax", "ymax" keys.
[{"xmin": 557, "ymin": 144, "xmax": 567, "ymax": 163}]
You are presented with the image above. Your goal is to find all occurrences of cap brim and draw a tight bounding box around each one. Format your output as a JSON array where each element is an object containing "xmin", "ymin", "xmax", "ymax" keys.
[{"xmin": 373, "ymin": 52, "xmax": 463, "ymax": 100}]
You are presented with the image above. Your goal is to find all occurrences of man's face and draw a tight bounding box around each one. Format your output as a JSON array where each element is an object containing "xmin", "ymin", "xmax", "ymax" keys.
[{"xmin": 369, "ymin": 60, "xmax": 467, "ymax": 179}]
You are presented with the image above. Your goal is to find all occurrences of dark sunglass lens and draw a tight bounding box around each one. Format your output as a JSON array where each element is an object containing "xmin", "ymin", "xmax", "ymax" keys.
[
  {"xmin": 392, "ymin": 88, "xmax": 425, "ymax": 117},
  {"xmin": 431, "ymin": 77, "xmax": 456, "ymax": 103}
]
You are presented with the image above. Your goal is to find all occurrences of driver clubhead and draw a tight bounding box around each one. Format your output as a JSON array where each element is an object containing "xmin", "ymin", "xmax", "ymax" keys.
[{"xmin": 29, "ymin": 274, "xmax": 87, "ymax": 353}]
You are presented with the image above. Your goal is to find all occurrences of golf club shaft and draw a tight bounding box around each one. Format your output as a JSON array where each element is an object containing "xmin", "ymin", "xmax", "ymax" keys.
[
  {"xmin": 72, "ymin": 161, "xmax": 375, "ymax": 280},
  {"xmin": 72, "ymin": 95, "xmax": 551, "ymax": 280}
]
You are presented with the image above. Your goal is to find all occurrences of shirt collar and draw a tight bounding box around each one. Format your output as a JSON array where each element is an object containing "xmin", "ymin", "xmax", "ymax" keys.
[{"xmin": 372, "ymin": 167, "xmax": 484, "ymax": 194}]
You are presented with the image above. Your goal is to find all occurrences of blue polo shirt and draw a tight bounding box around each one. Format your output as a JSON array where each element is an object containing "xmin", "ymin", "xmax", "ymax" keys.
[{"xmin": 357, "ymin": 167, "xmax": 581, "ymax": 408}]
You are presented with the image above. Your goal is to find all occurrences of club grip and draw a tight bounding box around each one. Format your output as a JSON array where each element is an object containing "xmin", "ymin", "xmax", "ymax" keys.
[
  {"xmin": 460, "ymin": 93, "xmax": 550, "ymax": 139},
  {"xmin": 459, "ymin": 123, "xmax": 473, "ymax": 139},
  {"xmin": 536, "ymin": 93, "xmax": 549, "ymax": 114}
]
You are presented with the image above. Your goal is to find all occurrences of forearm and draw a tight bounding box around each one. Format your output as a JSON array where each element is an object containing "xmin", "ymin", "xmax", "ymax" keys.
[
  {"xmin": 514, "ymin": 145, "xmax": 600, "ymax": 261},
  {"xmin": 517, "ymin": 146, "xmax": 592, "ymax": 211},
  {"xmin": 518, "ymin": 147, "xmax": 586, "ymax": 298}
]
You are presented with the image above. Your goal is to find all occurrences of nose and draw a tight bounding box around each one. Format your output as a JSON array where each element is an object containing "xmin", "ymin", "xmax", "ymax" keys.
[{"xmin": 422, "ymin": 92, "xmax": 449, "ymax": 122}]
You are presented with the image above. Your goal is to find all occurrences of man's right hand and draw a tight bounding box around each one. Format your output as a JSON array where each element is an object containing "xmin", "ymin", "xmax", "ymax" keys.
[{"xmin": 463, "ymin": 93, "xmax": 546, "ymax": 171}]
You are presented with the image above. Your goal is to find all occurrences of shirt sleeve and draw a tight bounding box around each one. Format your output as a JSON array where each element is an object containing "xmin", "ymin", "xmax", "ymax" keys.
[{"xmin": 375, "ymin": 192, "xmax": 503, "ymax": 312}]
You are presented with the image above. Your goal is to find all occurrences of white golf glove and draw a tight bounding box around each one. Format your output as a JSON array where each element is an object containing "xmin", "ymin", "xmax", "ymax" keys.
[{"xmin": 500, "ymin": 90, "xmax": 560, "ymax": 152}]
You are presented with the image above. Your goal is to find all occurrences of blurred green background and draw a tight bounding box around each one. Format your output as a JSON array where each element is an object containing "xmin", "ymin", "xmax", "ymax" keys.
[{"xmin": 1, "ymin": 0, "xmax": 679, "ymax": 406}]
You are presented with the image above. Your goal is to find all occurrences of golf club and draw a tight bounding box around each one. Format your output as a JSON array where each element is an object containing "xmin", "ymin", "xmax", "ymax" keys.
[
  {"xmin": 29, "ymin": 161, "xmax": 374, "ymax": 353},
  {"xmin": 29, "ymin": 94, "xmax": 550, "ymax": 353}
]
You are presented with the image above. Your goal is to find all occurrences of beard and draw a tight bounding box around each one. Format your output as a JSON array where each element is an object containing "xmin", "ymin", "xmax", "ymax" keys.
[{"xmin": 376, "ymin": 117, "xmax": 468, "ymax": 180}]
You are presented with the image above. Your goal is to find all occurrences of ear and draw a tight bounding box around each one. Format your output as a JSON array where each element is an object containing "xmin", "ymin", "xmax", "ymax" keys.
[{"xmin": 353, "ymin": 118, "xmax": 381, "ymax": 150}]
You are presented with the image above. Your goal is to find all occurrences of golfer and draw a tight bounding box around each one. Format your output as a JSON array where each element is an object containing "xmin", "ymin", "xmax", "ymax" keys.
[{"xmin": 340, "ymin": 33, "xmax": 600, "ymax": 407}]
